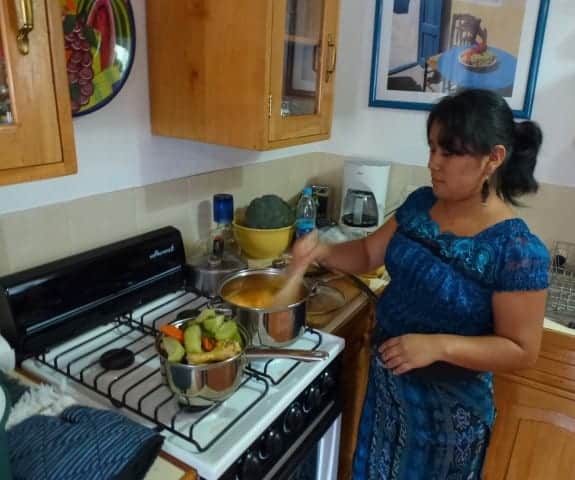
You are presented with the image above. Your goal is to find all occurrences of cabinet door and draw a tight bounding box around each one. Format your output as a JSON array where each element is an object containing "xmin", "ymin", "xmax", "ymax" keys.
[
  {"xmin": 0, "ymin": 0, "xmax": 75, "ymax": 183},
  {"xmin": 484, "ymin": 376, "xmax": 575, "ymax": 480},
  {"xmin": 334, "ymin": 303, "xmax": 374, "ymax": 480},
  {"xmin": 268, "ymin": 0, "xmax": 339, "ymax": 143}
]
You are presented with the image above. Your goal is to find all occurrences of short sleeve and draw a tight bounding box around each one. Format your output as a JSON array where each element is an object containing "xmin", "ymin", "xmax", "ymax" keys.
[
  {"xmin": 395, "ymin": 186, "xmax": 435, "ymax": 225},
  {"xmin": 495, "ymin": 233, "xmax": 550, "ymax": 291}
]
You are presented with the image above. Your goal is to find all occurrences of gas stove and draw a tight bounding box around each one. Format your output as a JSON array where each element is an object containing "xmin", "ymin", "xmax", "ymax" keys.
[{"xmin": 0, "ymin": 227, "xmax": 344, "ymax": 480}]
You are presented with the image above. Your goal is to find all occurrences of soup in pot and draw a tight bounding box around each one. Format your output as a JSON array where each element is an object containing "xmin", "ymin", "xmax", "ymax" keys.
[{"xmin": 225, "ymin": 286, "xmax": 282, "ymax": 309}]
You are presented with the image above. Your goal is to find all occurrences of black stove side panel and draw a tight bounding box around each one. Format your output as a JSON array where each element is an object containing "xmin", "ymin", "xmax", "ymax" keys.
[{"xmin": 0, "ymin": 226, "xmax": 189, "ymax": 359}]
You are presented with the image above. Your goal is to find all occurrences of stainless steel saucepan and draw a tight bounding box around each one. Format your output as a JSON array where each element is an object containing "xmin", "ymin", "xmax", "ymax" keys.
[
  {"xmin": 155, "ymin": 317, "xmax": 327, "ymax": 408},
  {"xmin": 218, "ymin": 268, "xmax": 309, "ymax": 348}
]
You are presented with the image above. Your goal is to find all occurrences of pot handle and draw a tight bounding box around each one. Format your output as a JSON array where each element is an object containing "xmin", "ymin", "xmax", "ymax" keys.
[{"xmin": 244, "ymin": 348, "xmax": 328, "ymax": 362}]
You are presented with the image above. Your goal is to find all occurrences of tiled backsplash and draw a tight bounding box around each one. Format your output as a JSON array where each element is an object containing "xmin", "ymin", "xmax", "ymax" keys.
[
  {"xmin": 0, "ymin": 153, "xmax": 344, "ymax": 274},
  {"xmin": 0, "ymin": 153, "xmax": 572, "ymax": 275}
]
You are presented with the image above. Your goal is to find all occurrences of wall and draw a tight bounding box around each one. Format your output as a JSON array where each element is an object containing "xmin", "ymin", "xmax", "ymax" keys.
[
  {"xmin": 1, "ymin": 0, "xmax": 573, "ymax": 214},
  {"xmin": 1, "ymin": 0, "xmax": 574, "ymax": 269},
  {"xmin": 324, "ymin": 0, "xmax": 575, "ymax": 189},
  {"xmin": 0, "ymin": 153, "xmax": 345, "ymax": 275},
  {"xmin": 0, "ymin": 1, "xmax": 326, "ymax": 216}
]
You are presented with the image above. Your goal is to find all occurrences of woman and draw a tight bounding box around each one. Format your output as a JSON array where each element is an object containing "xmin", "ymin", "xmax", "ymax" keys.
[{"xmin": 291, "ymin": 89, "xmax": 550, "ymax": 479}]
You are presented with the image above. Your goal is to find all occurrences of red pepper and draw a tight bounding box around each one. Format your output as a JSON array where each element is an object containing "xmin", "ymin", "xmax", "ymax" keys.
[{"xmin": 202, "ymin": 336, "xmax": 216, "ymax": 352}]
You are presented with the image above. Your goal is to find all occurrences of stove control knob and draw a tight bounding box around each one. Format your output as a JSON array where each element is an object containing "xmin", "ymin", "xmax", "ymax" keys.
[
  {"xmin": 259, "ymin": 428, "xmax": 283, "ymax": 460},
  {"xmin": 284, "ymin": 403, "xmax": 304, "ymax": 434},
  {"xmin": 304, "ymin": 385, "xmax": 321, "ymax": 412},
  {"xmin": 241, "ymin": 450, "xmax": 262, "ymax": 480},
  {"xmin": 320, "ymin": 370, "xmax": 336, "ymax": 393}
]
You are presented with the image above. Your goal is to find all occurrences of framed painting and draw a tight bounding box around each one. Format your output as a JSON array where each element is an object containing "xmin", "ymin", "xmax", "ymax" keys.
[{"xmin": 369, "ymin": 0, "xmax": 550, "ymax": 118}]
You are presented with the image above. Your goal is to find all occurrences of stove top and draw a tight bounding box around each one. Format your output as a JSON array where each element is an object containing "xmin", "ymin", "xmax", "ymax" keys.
[
  {"xmin": 22, "ymin": 289, "xmax": 344, "ymax": 479},
  {"xmin": 1, "ymin": 227, "xmax": 345, "ymax": 479}
]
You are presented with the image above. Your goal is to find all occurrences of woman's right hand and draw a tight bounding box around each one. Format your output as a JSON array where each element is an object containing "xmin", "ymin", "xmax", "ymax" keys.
[{"xmin": 290, "ymin": 230, "xmax": 328, "ymax": 273}]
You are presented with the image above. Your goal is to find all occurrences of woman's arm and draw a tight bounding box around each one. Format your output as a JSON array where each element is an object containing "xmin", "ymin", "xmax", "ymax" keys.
[
  {"xmin": 440, "ymin": 289, "xmax": 547, "ymax": 371},
  {"xmin": 291, "ymin": 217, "xmax": 398, "ymax": 275},
  {"xmin": 380, "ymin": 289, "xmax": 547, "ymax": 374}
]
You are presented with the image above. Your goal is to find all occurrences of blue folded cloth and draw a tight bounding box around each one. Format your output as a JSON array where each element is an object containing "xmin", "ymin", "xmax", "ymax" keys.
[{"xmin": 8, "ymin": 406, "xmax": 163, "ymax": 480}]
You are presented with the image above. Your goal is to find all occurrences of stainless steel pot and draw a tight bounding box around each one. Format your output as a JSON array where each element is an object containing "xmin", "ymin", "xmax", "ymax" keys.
[
  {"xmin": 155, "ymin": 318, "xmax": 327, "ymax": 407},
  {"xmin": 189, "ymin": 239, "xmax": 247, "ymax": 297},
  {"xmin": 218, "ymin": 268, "xmax": 309, "ymax": 347}
]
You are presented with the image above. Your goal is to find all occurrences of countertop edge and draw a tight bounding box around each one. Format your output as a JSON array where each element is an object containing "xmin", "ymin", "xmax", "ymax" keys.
[{"xmin": 320, "ymin": 294, "xmax": 371, "ymax": 334}]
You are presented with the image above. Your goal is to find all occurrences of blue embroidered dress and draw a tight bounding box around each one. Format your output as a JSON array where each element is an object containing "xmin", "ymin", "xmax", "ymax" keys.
[{"xmin": 352, "ymin": 187, "xmax": 550, "ymax": 480}]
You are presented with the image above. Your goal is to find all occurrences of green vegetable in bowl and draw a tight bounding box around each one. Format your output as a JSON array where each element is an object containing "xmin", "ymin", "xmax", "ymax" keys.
[
  {"xmin": 214, "ymin": 320, "xmax": 239, "ymax": 341},
  {"xmin": 184, "ymin": 324, "xmax": 202, "ymax": 354},
  {"xmin": 203, "ymin": 314, "xmax": 225, "ymax": 335},
  {"xmin": 244, "ymin": 194, "xmax": 295, "ymax": 229},
  {"xmin": 194, "ymin": 308, "xmax": 217, "ymax": 324},
  {"xmin": 162, "ymin": 336, "xmax": 186, "ymax": 362},
  {"xmin": 161, "ymin": 307, "xmax": 244, "ymax": 364}
]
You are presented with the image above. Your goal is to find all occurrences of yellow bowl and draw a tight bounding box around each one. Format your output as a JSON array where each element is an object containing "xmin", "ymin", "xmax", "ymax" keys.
[{"xmin": 233, "ymin": 222, "xmax": 295, "ymax": 259}]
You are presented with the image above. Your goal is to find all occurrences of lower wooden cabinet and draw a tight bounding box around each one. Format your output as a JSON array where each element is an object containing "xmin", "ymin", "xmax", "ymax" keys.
[
  {"xmin": 333, "ymin": 302, "xmax": 374, "ymax": 480},
  {"xmin": 484, "ymin": 329, "xmax": 575, "ymax": 480}
]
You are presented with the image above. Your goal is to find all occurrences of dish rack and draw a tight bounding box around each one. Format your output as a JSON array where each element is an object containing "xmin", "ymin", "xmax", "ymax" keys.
[{"xmin": 547, "ymin": 241, "xmax": 575, "ymax": 324}]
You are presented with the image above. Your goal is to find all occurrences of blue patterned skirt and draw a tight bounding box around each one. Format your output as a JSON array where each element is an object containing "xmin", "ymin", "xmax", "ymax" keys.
[{"xmin": 352, "ymin": 355, "xmax": 495, "ymax": 480}]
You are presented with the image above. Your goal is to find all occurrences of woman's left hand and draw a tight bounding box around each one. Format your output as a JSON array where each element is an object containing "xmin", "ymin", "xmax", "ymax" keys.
[{"xmin": 379, "ymin": 334, "xmax": 445, "ymax": 375}]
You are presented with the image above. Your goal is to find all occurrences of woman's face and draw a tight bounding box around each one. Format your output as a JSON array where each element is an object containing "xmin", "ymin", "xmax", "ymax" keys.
[{"xmin": 427, "ymin": 121, "xmax": 490, "ymax": 201}]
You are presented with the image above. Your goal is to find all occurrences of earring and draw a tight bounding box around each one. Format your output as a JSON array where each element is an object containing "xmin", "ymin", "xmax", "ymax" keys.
[{"xmin": 481, "ymin": 179, "xmax": 490, "ymax": 204}]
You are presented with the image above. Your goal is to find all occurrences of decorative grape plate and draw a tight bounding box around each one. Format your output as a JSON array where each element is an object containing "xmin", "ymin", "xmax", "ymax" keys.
[{"xmin": 61, "ymin": 0, "xmax": 135, "ymax": 116}]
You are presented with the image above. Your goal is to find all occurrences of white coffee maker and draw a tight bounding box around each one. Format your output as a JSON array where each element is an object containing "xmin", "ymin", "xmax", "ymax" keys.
[{"xmin": 339, "ymin": 159, "xmax": 390, "ymax": 236}]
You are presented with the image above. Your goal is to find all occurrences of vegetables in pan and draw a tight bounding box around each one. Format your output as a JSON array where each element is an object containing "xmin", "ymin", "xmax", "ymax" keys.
[
  {"xmin": 159, "ymin": 324, "xmax": 185, "ymax": 342},
  {"xmin": 160, "ymin": 309, "xmax": 243, "ymax": 365}
]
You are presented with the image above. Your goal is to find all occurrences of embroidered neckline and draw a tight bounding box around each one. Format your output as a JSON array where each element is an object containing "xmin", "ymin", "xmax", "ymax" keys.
[
  {"xmin": 397, "ymin": 188, "xmax": 530, "ymax": 285},
  {"xmin": 421, "ymin": 188, "xmax": 527, "ymax": 241}
]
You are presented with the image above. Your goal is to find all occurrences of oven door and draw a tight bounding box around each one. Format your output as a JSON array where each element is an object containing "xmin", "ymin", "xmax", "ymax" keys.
[{"xmin": 267, "ymin": 398, "xmax": 342, "ymax": 480}]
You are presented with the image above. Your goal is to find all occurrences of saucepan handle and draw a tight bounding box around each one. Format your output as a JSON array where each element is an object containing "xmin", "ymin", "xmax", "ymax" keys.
[{"xmin": 244, "ymin": 348, "xmax": 328, "ymax": 362}]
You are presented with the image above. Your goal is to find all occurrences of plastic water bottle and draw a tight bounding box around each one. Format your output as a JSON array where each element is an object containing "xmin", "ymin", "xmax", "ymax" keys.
[{"xmin": 295, "ymin": 187, "xmax": 317, "ymax": 239}]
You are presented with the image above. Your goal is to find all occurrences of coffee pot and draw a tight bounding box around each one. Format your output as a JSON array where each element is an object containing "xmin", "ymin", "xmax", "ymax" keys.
[
  {"xmin": 339, "ymin": 159, "xmax": 390, "ymax": 235},
  {"xmin": 341, "ymin": 189, "xmax": 378, "ymax": 228}
]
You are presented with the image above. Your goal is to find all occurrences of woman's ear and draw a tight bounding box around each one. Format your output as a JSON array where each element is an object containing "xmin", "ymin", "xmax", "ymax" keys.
[{"xmin": 487, "ymin": 145, "xmax": 506, "ymax": 175}]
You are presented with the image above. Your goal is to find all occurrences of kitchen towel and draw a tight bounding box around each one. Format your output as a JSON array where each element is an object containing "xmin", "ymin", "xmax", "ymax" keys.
[{"xmin": 7, "ymin": 406, "xmax": 163, "ymax": 480}]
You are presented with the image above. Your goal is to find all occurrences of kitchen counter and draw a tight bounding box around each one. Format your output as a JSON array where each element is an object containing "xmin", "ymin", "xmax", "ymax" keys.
[
  {"xmin": 544, "ymin": 316, "xmax": 575, "ymax": 337},
  {"xmin": 146, "ymin": 457, "xmax": 188, "ymax": 479}
]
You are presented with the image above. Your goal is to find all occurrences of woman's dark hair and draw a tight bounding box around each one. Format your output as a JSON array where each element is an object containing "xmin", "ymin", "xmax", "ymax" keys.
[{"xmin": 426, "ymin": 89, "xmax": 543, "ymax": 205}]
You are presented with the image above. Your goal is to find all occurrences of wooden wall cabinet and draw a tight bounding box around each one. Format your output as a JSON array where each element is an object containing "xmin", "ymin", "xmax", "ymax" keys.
[
  {"xmin": 0, "ymin": 0, "xmax": 76, "ymax": 186},
  {"xmin": 484, "ymin": 330, "xmax": 575, "ymax": 479},
  {"xmin": 146, "ymin": 0, "xmax": 340, "ymax": 151}
]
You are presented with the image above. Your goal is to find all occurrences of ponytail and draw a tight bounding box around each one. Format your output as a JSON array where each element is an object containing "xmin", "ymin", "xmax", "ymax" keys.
[{"xmin": 494, "ymin": 121, "xmax": 542, "ymax": 205}]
